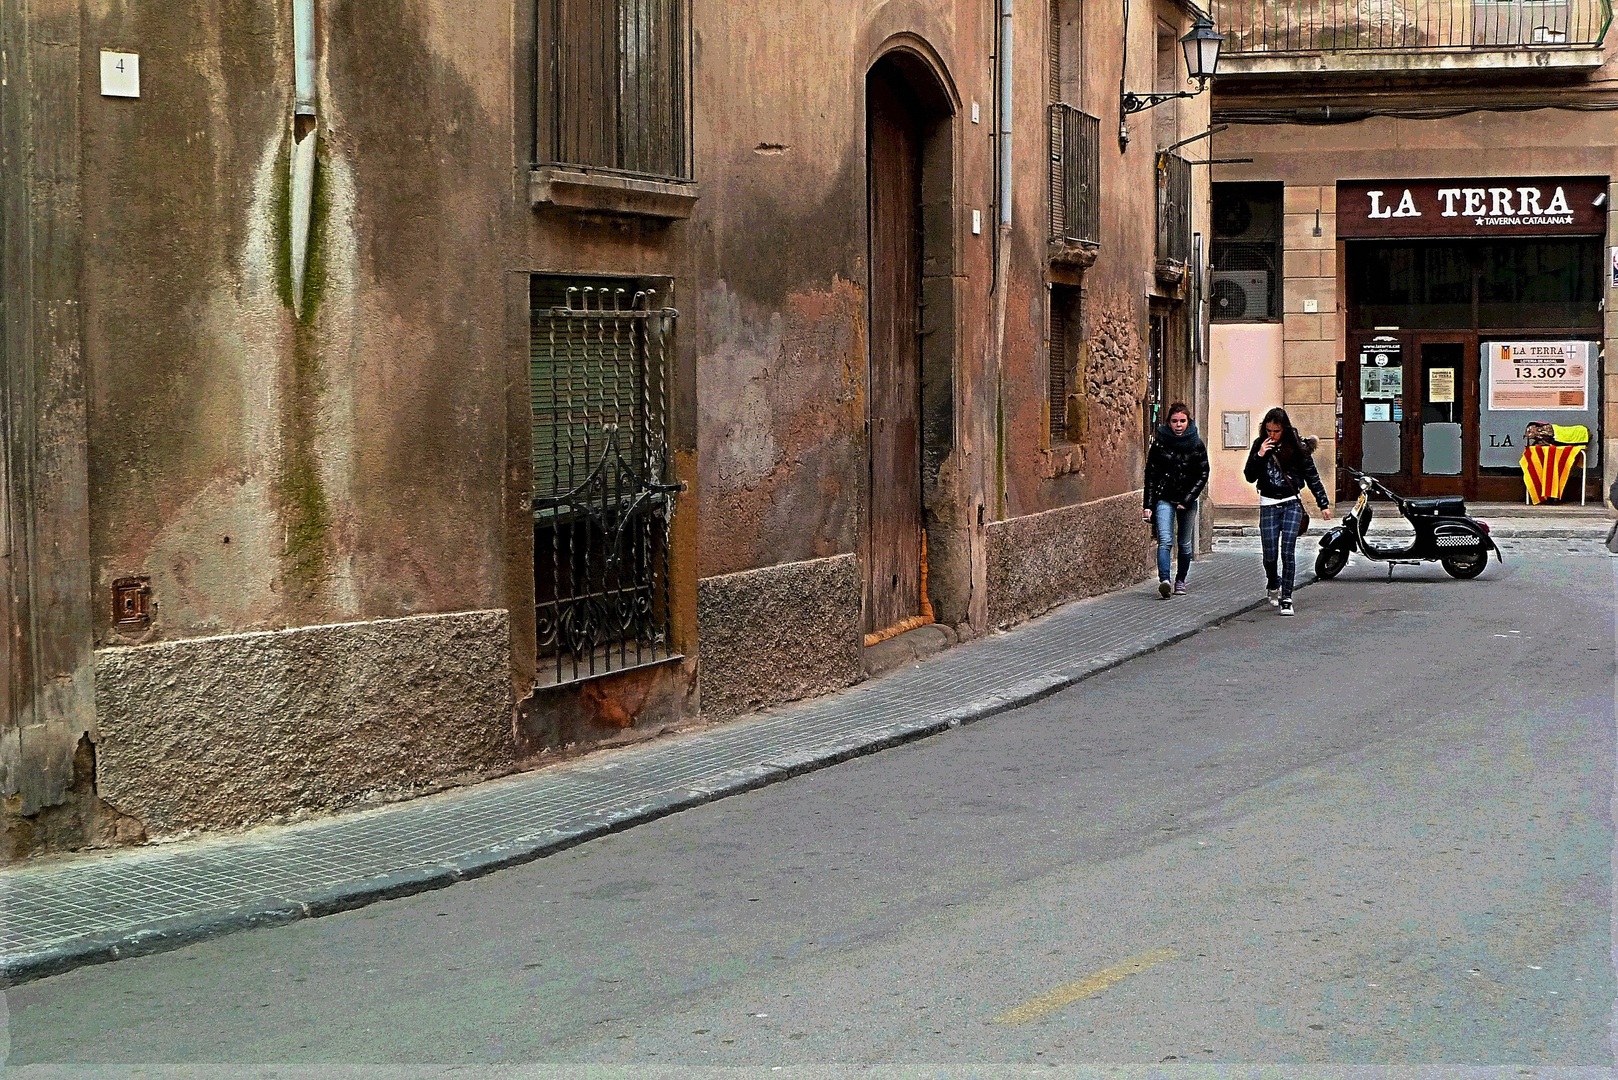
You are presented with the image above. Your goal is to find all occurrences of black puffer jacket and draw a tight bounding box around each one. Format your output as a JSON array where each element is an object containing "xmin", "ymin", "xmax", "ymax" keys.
[
  {"xmin": 1243, "ymin": 435, "xmax": 1330, "ymax": 509},
  {"xmin": 1144, "ymin": 421, "xmax": 1210, "ymax": 509}
]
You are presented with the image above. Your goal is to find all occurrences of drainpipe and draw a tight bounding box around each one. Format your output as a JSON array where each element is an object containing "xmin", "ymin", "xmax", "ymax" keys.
[
  {"xmin": 991, "ymin": 0, "xmax": 1013, "ymax": 520},
  {"xmin": 290, "ymin": 0, "xmax": 318, "ymax": 316}
]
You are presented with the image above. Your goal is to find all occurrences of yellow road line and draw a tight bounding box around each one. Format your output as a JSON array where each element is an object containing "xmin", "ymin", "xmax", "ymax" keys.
[{"xmin": 993, "ymin": 947, "xmax": 1180, "ymax": 1025}]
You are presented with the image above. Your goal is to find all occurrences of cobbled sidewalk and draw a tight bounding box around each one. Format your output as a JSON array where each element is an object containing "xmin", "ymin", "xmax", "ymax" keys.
[{"xmin": 4, "ymin": 552, "xmax": 1294, "ymax": 986}]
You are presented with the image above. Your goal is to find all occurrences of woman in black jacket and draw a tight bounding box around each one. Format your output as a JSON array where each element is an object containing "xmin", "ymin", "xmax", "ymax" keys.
[
  {"xmin": 1243, "ymin": 406, "xmax": 1331, "ymax": 616},
  {"xmin": 1141, "ymin": 402, "xmax": 1210, "ymax": 598}
]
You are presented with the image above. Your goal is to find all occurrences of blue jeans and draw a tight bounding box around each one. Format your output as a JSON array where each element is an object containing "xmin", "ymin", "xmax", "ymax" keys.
[{"xmin": 1154, "ymin": 500, "xmax": 1196, "ymax": 582}]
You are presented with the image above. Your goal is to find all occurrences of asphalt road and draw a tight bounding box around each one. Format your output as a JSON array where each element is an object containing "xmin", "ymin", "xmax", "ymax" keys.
[{"xmin": 6, "ymin": 552, "xmax": 1613, "ymax": 1066}]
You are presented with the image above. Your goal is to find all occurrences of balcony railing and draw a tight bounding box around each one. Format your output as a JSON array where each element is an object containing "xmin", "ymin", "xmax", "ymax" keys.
[
  {"xmin": 1211, "ymin": 0, "xmax": 1612, "ymax": 54},
  {"xmin": 1049, "ymin": 105, "xmax": 1101, "ymax": 248}
]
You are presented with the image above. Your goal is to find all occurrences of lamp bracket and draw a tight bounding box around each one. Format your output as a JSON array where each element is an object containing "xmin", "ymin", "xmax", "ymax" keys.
[{"xmin": 1120, "ymin": 85, "xmax": 1206, "ymax": 115}]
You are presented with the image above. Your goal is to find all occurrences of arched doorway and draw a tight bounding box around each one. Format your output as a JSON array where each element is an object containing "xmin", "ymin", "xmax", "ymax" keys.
[{"xmin": 865, "ymin": 51, "xmax": 954, "ymax": 639}]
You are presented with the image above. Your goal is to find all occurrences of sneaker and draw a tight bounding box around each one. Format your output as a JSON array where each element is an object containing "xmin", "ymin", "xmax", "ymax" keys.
[
  {"xmin": 1278, "ymin": 598, "xmax": 1295, "ymax": 616},
  {"xmin": 1174, "ymin": 581, "xmax": 1187, "ymax": 595},
  {"xmin": 1267, "ymin": 588, "xmax": 1280, "ymax": 606},
  {"xmin": 1159, "ymin": 580, "xmax": 1173, "ymax": 599}
]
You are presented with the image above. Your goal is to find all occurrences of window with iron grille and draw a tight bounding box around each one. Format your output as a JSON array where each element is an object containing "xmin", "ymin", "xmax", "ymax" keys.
[
  {"xmin": 539, "ymin": 0, "xmax": 691, "ymax": 180},
  {"xmin": 1049, "ymin": 285, "xmax": 1083, "ymax": 443},
  {"xmin": 1048, "ymin": 105, "xmax": 1101, "ymax": 246},
  {"xmin": 1156, "ymin": 152, "xmax": 1193, "ymax": 266},
  {"xmin": 1210, "ymin": 182, "xmax": 1282, "ymax": 324},
  {"xmin": 530, "ymin": 276, "xmax": 680, "ymax": 684}
]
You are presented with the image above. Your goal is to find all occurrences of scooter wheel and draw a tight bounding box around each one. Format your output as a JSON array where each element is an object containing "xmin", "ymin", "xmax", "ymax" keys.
[
  {"xmin": 1441, "ymin": 550, "xmax": 1488, "ymax": 579},
  {"xmin": 1315, "ymin": 546, "xmax": 1348, "ymax": 580}
]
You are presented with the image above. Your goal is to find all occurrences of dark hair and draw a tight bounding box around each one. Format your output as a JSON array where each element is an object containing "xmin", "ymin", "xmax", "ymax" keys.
[
  {"xmin": 1166, "ymin": 401, "xmax": 1191, "ymax": 421},
  {"xmin": 1260, "ymin": 406, "xmax": 1316, "ymax": 462}
]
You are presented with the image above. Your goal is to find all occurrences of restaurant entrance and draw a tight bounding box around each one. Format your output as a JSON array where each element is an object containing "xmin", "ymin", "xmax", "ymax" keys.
[{"xmin": 1341, "ymin": 233, "xmax": 1603, "ymax": 502}]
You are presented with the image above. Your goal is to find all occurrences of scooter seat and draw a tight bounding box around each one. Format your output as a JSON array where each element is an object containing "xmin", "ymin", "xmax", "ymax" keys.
[{"xmin": 1404, "ymin": 496, "xmax": 1468, "ymax": 517}]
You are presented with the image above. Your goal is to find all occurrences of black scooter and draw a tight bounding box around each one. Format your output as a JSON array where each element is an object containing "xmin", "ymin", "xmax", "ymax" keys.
[{"xmin": 1314, "ymin": 468, "xmax": 1502, "ymax": 581}]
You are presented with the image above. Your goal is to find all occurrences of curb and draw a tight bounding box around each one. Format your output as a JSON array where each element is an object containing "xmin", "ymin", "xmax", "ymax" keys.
[{"xmin": 1, "ymin": 576, "xmax": 1300, "ymax": 988}]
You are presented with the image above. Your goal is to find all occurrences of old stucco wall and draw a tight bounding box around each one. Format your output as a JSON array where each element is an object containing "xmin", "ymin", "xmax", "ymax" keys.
[
  {"xmin": 84, "ymin": 0, "xmax": 512, "ymax": 645},
  {"xmin": 984, "ymin": 490, "xmax": 1153, "ymax": 628},
  {"xmin": 1000, "ymin": 0, "xmax": 1210, "ymax": 522},
  {"xmin": 95, "ymin": 610, "xmax": 513, "ymax": 837},
  {"xmin": 696, "ymin": 554, "xmax": 862, "ymax": 721}
]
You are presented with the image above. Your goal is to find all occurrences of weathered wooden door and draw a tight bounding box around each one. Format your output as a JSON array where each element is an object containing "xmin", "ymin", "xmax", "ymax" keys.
[{"xmin": 865, "ymin": 68, "xmax": 924, "ymax": 637}]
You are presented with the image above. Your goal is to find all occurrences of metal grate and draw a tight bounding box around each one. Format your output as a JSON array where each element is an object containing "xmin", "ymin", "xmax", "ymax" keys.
[
  {"xmin": 530, "ymin": 280, "xmax": 680, "ymax": 684},
  {"xmin": 1210, "ymin": 182, "xmax": 1282, "ymax": 324},
  {"xmin": 1049, "ymin": 292, "xmax": 1068, "ymax": 443},
  {"xmin": 1209, "ymin": 0, "xmax": 1612, "ymax": 53},
  {"xmin": 544, "ymin": 0, "xmax": 690, "ymax": 179},
  {"xmin": 1048, "ymin": 105, "xmax": 1101, "ymax": 244},
  {"xmin": 1156, "ymin": 152, "xmax": 1192, "ymax": 267}
]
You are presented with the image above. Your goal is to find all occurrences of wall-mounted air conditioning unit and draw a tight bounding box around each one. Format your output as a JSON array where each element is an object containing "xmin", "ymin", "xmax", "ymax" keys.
[
  {"xmin": 1212, "ymin": 192, "xmax": 1280, "ymax": 242},
  {"xmin": 1211, "ymin": 271, "xmax": 1271, "ymax": 322}
]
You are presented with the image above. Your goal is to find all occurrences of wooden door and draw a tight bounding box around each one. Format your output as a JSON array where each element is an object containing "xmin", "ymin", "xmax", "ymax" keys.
[{"xmin": 866, "ymin": 69, "xmax": 924, "ymax": 637}]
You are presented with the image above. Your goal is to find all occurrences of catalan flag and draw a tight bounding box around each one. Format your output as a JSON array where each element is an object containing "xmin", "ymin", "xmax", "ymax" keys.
[{"xmin": 1521, "ymin": 444, "xmax": 1584, "ymax": 504}]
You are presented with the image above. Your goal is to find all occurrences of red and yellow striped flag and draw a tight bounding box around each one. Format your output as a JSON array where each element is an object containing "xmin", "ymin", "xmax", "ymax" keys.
[{"xmin": 1521, "ymin": 444, "xmax": 1583, "ymax": 504}]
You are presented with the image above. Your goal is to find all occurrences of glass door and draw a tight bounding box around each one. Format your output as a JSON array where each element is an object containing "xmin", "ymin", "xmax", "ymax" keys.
[
  {"xmin": 1353, "ymin": 334, "xmax": 1410, "ymax": 484},
  {"xmin": 1416, "ymin": 339, "xmax": 1466, "ymax": 490}
]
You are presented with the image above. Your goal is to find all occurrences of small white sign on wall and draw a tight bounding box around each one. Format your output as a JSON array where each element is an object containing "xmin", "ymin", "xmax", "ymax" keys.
[
  {"xmin": 100, "ymin": 51, "xmax": 140, "ymax": 98},
  {"xmin": 1221, "ymin": 410, "xmax": 1250, "ymax": 450}
]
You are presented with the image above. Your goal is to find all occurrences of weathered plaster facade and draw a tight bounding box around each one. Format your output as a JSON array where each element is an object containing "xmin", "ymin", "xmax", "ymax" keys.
[{"xmin": 4, "ymin": 0, "xmax": 1212, "ymax": 854}]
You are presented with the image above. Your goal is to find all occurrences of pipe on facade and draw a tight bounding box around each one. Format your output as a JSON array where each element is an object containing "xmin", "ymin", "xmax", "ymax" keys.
[
  {"xmin": 991, "ymin": 0, "xmax": 1013, "ymax": 518},
  {"xmin": 997, "ymin": 0, "xmax": 1013, "ymax": 230},
  {"xmin": 290, "ymin": 0, "xmax": 318, "ymax": 315},
  {"xmin": 293, "ymin": 0, "xmax": 316, "ymax": 116}
]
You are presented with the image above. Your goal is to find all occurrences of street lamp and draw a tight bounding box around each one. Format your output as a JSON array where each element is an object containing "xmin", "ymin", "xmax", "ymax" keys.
[{"xmin": 1121, "ymin": 12, "xmax": 1224, "ymax": 116}]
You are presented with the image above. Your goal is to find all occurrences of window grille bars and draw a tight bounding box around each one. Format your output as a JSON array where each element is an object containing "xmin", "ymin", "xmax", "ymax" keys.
[
  {"xmin": 1048, "ymin": 105, "xmax": 1101, "ymax": 245},
  {"xmin": 531, "ymin": 285, "xmax": 680, "ymax": 685},
  {"xmin": 1157, "ymin": 152, "xmax": 1193, "ymax": 267}
]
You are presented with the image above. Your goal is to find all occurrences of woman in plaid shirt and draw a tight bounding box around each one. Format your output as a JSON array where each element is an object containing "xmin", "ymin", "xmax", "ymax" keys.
[{"xmin": 1243, "ymin": 407, "xmax": 1331, "ymax": 616}]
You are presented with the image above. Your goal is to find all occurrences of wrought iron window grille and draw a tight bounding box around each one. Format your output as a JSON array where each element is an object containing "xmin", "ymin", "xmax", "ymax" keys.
[
  {"xmin": 1048, "ymin": 105, "xmax": 1102, "ymax": 246},
  {"xmin": 1156, "ymin": 152, "xmax": 1193, "ymax": 268},
  {"xmin": 531, "ymin": 282, "xmax": 681, "ymax": 686}
]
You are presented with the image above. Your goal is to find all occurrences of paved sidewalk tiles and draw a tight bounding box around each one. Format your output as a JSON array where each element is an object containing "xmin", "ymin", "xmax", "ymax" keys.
[{"xmin": 3, "ymin": 552, "xmax": 1296, "ymax": 986}]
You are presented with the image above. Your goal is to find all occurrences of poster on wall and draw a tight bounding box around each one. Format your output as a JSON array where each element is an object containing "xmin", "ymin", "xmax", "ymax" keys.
[
  {"xmin": 1478, "ymin": 339, "xmax": 1601, "ymax": 469},
  {"xmin": 1486, "ymin": 341, "xmax": 1589, "ymax": 411},
  {"xmin": 1359, "ymin": 338, "xmax": 1402, "ymax": 400}
]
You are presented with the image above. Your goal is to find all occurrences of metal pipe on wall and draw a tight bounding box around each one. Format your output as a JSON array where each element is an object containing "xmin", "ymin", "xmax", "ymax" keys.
[
  {"xmin": 290, "ymin": 0, "xmax": 318, "ymax": 315},
  {"xmin": 998, "ymin": 0, "xmax": 1013, "ymax": 229},
  {"xmin": 293, "ymin": 0, "xmax": 316, "ymax": 116},
  {"xmin": 991, "ymin": 0, "xmax": 1013, "ymax": 518}
]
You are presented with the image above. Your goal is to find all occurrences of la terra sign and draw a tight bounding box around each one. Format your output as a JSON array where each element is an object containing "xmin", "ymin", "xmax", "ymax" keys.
[{"xmin": 1337, "ymin": 177, "xmax": 1607, "ymax": 238}]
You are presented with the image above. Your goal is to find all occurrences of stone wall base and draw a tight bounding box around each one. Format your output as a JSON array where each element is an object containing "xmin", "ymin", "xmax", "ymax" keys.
[
  {"xmin": 697, "ymin": 554, "xmax": 862, "ymax": 721},
  {"xmin": 985, "ymin": 490, "xmax": 1154, "ymax": 627},
  {"xmin": 94, "ymin": 609, "xmax": 513, "ymax": 839}
]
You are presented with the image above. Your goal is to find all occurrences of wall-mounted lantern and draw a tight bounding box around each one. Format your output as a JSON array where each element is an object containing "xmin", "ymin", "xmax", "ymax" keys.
[{"xmin": 1121, "ymin": 13, "xmax": 1224, "ymax": 116}]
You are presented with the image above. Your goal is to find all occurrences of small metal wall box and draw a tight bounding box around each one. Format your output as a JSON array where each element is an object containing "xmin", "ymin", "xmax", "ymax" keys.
[{"xmin": 112, "ymin": 577, "xmax": 152, "ymax": 631}]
